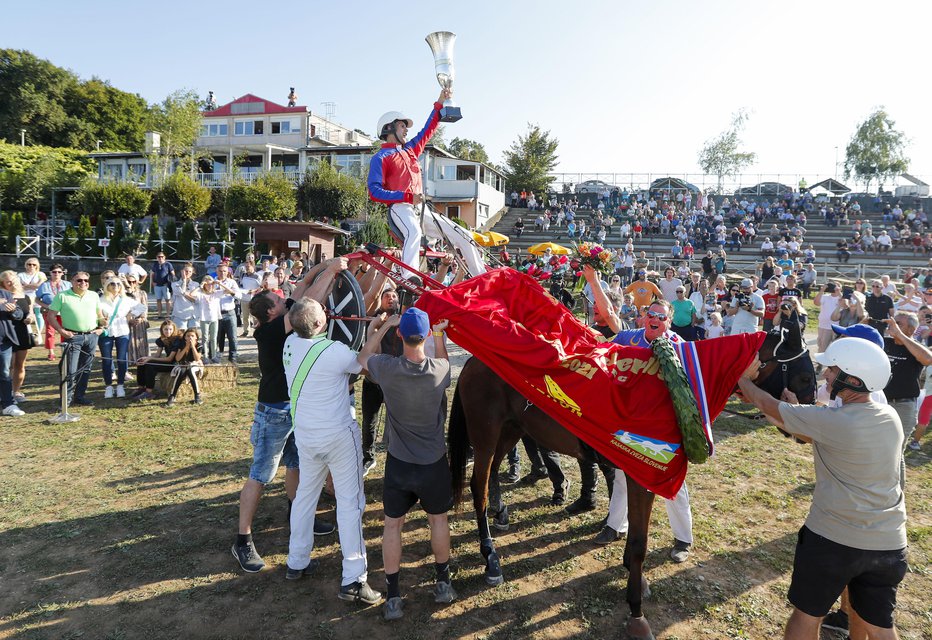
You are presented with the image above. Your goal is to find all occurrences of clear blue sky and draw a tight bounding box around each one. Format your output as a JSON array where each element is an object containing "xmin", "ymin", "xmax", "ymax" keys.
[{"xmin": 4, "ymin": 0, "xmax": 931, "ymax": 183}]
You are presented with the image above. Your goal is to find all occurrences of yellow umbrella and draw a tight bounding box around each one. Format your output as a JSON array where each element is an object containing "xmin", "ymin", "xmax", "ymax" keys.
[
  {"xmin": 527, "ymin": 241, "xmax": 571, "ymax": 256},
  {"xmin": 471, "ymin": 231, "xmax": 511, "ymax": 247}
]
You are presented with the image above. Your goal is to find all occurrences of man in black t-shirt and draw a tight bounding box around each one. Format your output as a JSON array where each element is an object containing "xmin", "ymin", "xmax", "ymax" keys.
[
  {"xmin": 865, "ymin": 280, "xmax": 895, "ymax": 336},
  {"xmin": 231, "ymin": 258, "xmax": 347, "ymax": 573},
  {"xmin": 882, "ymin": 312, "xmax": 932, "ymax": 487}
]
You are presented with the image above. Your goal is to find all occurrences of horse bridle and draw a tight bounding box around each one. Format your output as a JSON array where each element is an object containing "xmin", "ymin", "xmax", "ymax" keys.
[{"xmin": 757, "ymin": 327, "xmax": 809, "ymax": 391}]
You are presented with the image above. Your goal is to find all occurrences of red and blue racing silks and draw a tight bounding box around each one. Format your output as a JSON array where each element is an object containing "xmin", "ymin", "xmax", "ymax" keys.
[{"xmin": 367, "ymin": 102, "xmax": 442, "ymax": 205}]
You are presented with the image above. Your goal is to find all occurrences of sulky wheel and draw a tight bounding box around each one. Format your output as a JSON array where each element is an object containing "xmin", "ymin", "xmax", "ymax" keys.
[{"xmin": 316, "ymin": 269, "xmax": 367, "ymax": 351}]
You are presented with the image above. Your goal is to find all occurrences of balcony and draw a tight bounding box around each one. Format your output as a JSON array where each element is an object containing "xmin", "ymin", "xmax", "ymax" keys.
[{"xmin": 192, "ymin": 171, "xmax": 303, "ymax": 188}]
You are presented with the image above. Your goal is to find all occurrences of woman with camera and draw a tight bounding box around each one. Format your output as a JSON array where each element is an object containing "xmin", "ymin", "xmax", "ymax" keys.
[{"xmin": 831, "ymin": 290, "xmax": 868, "ymax": 328}]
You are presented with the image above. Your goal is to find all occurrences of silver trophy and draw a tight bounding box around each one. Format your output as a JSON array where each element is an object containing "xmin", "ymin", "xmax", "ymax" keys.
[{"xmin": 425, "ymin": 31, "xmax": 462, "ymax": 123}]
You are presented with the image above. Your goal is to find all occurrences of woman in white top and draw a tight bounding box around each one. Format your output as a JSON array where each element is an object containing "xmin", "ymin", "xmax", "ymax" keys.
[
  {"xmin": 18, "ymin": 258, "xmax": 46, "ymax": 337},
  {"xmin": 99, "ymin": 278, "xmax": 146, "ymax": 398},
  {"xmin": 185, "ymin": 276, "xmax": 225, "ymax": 363}
]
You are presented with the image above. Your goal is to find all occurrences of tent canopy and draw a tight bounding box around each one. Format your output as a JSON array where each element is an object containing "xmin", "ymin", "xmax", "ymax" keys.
[{"xmin": 808, "ymin": 178, "xmax": 850, "ymax": 194}]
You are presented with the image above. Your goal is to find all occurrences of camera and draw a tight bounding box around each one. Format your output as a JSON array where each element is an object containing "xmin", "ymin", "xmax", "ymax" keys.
[{"xmin": 733, "ymin": 292, "xmax": 751, "ymax": 308}]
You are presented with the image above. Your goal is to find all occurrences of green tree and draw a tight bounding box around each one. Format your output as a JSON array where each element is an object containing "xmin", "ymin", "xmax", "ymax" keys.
[
  {"xmin": 61, "ymin": 225, "xmax": 77, "ymax": 255},
  {"xmin": 298, "ymin": 160, "xmax": 367, "ymax": 221},
  {"xmin": 77, "ymin": 215, "xmax": 93, "ymax": 256},
  {"xmin": 153, "ymin": 172, "xmax": 210, "ymax": 220},
  {"xmin": 164, "ymin": 217, "xmax": 178, "ymax": 242},
  {"xmin": 0, "ymin": 49, "xmax": 77, "ymax": 147},
  {"xmin": 146, "ymin": 216, "xmax": 161, "ymax": 258},
  {"xmin": 697, "ymin": 109, "xmax": 756, "ymax": 193},
  {"xmin": 147, "ymin": 89, "xmax": 202, "ymax": 183},
  {"xmin": 111, "ymin": 218, "xmax": 127, "ymax": 257},
  {"xmin": 448, "ymin": 137, "xmax": 490, "ymax": 164},
  {"xmin": 844, "ymin": 107, "xmax": 910, "ymax": 192},
  {"xmin": 77, "ymin": 181, "xmax": 151, "ymax": 219},
  {"xmin": 94, "ymin": 216, "xmax": 107, "ymax": 258},
  {"xmin": 359, "ymin": 211, "xmax": 390, "ymax": 247},
  {"xmin": 63, "ymin": 78, "xmax": 149, "ymax": 151},
  {"xmin": 502, "ymin": 124, "xmax": 559, "ymax": 194},
  {"xmin": 225, "ymin": 173, "xmax": 296, "ymax": 221},
  {"xmin": 178, "ymin": 221, "xmax": 197, "ymax": 260},
  {"xmin": 231, "ymin": 223, "xmax": 250, "ymax": 261},
  {"xmin": 6, "ymin": 211, "xmax": 25, "ymax": 253}
]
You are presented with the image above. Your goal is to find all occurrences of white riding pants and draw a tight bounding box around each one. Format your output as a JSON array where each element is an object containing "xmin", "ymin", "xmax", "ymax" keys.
[
  {"xmin": 389, "ymin": 203, "xmax": 487, "ymax": 278},
  {"xmin": 606, "ymin": 471, "xmax": 693, "ymax": 544},
  {"xmin": 287, "ymin": 421, "xmax": 368, "ymax": 586}
]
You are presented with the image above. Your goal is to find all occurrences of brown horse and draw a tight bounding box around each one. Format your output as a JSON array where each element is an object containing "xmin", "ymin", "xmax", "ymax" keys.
[{"xmin": 447, "ymin": 331, "xmax": 815, "ymax": 640}]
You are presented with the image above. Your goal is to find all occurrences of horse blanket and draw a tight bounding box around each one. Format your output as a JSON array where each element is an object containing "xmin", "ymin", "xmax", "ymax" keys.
[{"xmin": 417, "ymin": 268, "xmax": 764, "ymax": 499}]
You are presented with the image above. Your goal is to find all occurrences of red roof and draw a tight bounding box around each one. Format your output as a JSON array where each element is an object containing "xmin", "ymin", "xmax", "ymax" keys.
[{"xmin": 202, "ymin": 94, "xmax": 307, "ymax": 117}]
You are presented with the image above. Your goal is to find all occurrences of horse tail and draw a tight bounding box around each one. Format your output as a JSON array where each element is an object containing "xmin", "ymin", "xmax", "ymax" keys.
[{"xmin": 448, "ymin": 380, "xmax": 469, "ymax": 507}]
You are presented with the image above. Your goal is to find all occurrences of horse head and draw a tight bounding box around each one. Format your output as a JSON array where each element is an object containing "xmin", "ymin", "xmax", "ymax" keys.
[{"xmin": 756, "ymin": 324, "xmax": 817, "ymax": 405}]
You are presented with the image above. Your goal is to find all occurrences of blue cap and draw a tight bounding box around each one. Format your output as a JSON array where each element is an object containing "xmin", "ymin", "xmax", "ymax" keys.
[
  {"xmin": 399, "ymin": 308, "xmax": 430, "ymax": 340},
  {"xmin": 831, "ymin": 324, "xmax": 884, "ymax": 349}
]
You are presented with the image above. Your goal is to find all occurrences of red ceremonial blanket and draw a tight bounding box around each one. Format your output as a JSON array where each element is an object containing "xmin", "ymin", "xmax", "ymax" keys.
[{"xmin": 417, "ymin": 268, "xmax": 764, "ymax": 499}]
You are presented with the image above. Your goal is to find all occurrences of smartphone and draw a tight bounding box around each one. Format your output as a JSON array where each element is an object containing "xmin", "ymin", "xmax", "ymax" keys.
[{"xmin": 842, "ymin": 286, "xmax": 853, "ymax": 300}]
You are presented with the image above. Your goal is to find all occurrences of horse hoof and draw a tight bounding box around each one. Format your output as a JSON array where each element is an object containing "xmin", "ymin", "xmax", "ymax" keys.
[
  {"xmin": 625, "ymin": 616, "xmax": 655, "ymax": 640},
  {"xmin": 492, "ymin": 505, "xmax": 510, "ymax": 530},
  {"xmin": 491, "ymin": 521, "xmax": 509, "ymax": 532},
  {"xmin": 485, "ymin": 551, "xmax": 504, "ymax": 586},
  {"xmin": 486, "ymin": 572, "xmax": 504, "ymax": 586}
]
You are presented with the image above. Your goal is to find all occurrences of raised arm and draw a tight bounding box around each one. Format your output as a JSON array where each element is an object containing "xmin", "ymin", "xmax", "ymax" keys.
[{"xmin": 583, "ymin": 265, "xmax": 622, "ymax": 333}]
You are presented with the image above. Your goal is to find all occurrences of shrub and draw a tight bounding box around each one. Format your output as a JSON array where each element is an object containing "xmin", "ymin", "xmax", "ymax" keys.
[
  {"xmin": 77, "ymin": 180, "xmax": 151, "ymax": 219},
  {"xmin": 77, "ymin": 215, "xmax": 94, "ymax": 256},
  {"xmin": 153, "ymin": 173, "xmax": 211, "ymax": 221},
  {"xmin": 178, "ymin": 221, "xmax": 197, "ymax": 260},
  {"xmin": 145, "ymin": 216, "xmax": 161, "ymax": 258},
  {"xmin": 231, "ymin": 223, "xmax": 250, "ymax": 261},
  {"xmin": 297, "ymin": 161, "xmax": 367, "ymax": 221},
  {"xmin": 225, "ymin": 173, "xmax": 296, "ymax": 221}
]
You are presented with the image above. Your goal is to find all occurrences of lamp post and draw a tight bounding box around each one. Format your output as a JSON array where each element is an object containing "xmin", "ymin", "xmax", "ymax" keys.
[
  {"xmin": 20, "ymin": 129, "xmax": 26, "ymax": 146},
  {"xmin": 96, "ymin": 140, "xmax": 102, "ymax": 151}
]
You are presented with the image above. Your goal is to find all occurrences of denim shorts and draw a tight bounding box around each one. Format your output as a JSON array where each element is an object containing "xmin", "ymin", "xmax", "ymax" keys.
[
  {"xmin": 248, "ymin": 403, "xmax": 299, "ymax": 483},
  {"xmin": 153, "ymin": 285, "xmax": 169, "ymax": 301}
]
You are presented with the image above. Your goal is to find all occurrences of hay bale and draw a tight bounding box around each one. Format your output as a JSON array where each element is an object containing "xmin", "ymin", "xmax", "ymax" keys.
[{"xmin": 154, "ymin": 363, "xmax": 238, "ymax": 398}]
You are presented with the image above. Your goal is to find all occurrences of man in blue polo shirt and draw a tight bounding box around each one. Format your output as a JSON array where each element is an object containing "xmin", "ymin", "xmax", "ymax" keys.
[{"xmin": 149, "ymin": 252, "xmax": 175, "ymax": 319}]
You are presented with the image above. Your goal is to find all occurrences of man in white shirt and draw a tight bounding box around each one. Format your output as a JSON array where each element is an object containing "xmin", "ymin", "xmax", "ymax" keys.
[
  {"xmin": 814, "ymin": 282, "xmax": 841, "ymax": 352},
  {"xmin": 118, "ymin": 254, "xmax": 147, "ymax": 286},
  {"xmin": 727, "ymin": 278, "xmax": 764, "ymax": 334},
  {"xmin": 215, "ymin": 263, "xmax": 243, "ymax": 363},
  {"xmin": 170, "ymin": 262, "xmax": 199, "ymax": 330}
]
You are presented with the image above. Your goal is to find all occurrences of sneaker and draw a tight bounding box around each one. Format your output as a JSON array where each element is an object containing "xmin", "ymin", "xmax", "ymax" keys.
[
  {"xmin": 134, "ymin": 391, "xmax": 155, "ymax": 401},
  {"xmin": 908, "ymin": 439, "xmax": 921, "ymax": 451},
  {"xmin": 670, "ymin": 539, "xmax": 691, "ymax": 563},
  {"xmin": 229, "ymin": 355, "xmax": 238, "ymax": 364},
  {"xmin": 285, "ymin": 559, "xmax": 319, "ymax": 580},
  {"xmin": 821, "ymin": 610, "xmax": 849, "ymax": 635},
  {"xmin": 565, "ymin": 496, "xmax": 597, "ymax": 516},
  {"xmin": 383, "ymin": 596, "xmax": 404, "ymax": 621},
  {"xmin": 193, "ymin": 394, "xmax": 204, "ymax": 405},
  {"xmin": 231, "ymin": 540, "xmax": 265, "ymax": 573},
  {"xmin": 72, "ymin": 398, "xmax": 94, "ymax": 406},
  {"xmin": 362, "ymin": 459, "xmax": 376, "ymax": 477},
  {"xmin": 338, "ymin": 581, "xmax": 381, "ymax": 605},
  {"xmin": 104, "ymin": 385, "xmax": 115, "ymax": 399},
  {"xmin": 2, "ymin": 404, "xmax": 25, "ymax": 417},
  {"xmin": 165, "ymin": 397, "xmax": 176, "ymax": 408},
  {"xmin": 594, "ymin": 525, "xmax": 622, "ymax": 545},
  {"xmin": 116, "ymin": 385, "xmax": 126, "ymax": 398},
  {"xmin": 313, "ymin": 518, "xmax": 336, "ymax": 536},
  {"xmin": 551, "ymin": 479, "xmax": 571, "ymax": 506},
  {"xmin": 13, "ymin": 392, "xmax": 26, "ymax": 402},
  {"xmin": 433, "ymin": 581, "xmax": 458, "ymax": 604},
  {"xmin": 501, "ymin": 463, "xmax": 520, "ymax": 484}
]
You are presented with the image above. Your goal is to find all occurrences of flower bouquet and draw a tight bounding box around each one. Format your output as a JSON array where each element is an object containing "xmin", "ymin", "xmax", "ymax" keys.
[{"xmin": 572, "ymin": 242, "xmax": 614, "ymax": 275}]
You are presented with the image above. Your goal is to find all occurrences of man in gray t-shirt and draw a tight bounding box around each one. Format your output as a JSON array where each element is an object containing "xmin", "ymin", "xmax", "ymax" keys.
[{"xmin": 358, "ymin": 308, "xmax": 456, "ymax": 621}]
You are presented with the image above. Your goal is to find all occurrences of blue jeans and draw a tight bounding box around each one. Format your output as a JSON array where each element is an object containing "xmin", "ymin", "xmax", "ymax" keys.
[
  {"xmin": 217, "ymin": 310, "xmax": 237, "ymax": 358},
  {"xmin": 0, "ymin": 339, "xmax": 13, "ymax": 408},
  {"xmin": 98, "ymin": 334, "xmax": 129, "ymax": 385},
  {"xmin": 249, "ymin": 403, "xmax": 299, "ymax": 484},
  {"xmin": 63, "ymin": 333, "xmax": 98, "ymax": 402}
]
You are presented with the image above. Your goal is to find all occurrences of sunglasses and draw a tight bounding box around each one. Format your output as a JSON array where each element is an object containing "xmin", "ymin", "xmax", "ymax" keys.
[
  {"xmin": 126, "ymin": 280, "xmax": 137, "ymax": 283},
  {"xmin": 646, "ymin": 310, "xmax": 668, "ymax": 320},
  {"xmin": 50, "ymin": 270, "xmax": 63, "ymax": 274},
  {"xmin": 74, "ymin": 278, "xmax": 89, "ymax": 283}
]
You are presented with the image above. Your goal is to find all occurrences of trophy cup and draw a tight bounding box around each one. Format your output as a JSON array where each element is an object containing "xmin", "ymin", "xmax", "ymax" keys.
[{"xmin": 425, "ymin": 31, "xmax": 462, "ymax": 123}]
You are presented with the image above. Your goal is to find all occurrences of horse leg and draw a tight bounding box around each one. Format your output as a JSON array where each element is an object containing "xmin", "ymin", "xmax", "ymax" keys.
[
  {"xmin": 489, "ymin": 461, "xmax": 510, "ymax": 531},
  {"xmin": 622, "ymin": 476, "xmax": 656, "ymax": 640},
  {"xmin": 471, "ymin": 448, "xmax": 504, "ymax": 586}
]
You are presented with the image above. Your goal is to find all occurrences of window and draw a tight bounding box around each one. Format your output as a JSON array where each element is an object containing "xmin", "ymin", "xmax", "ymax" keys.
[
  {"xmin": 201, "ymin": 123, "xmax": 229, "ymax": 137},
  {"xmin": 234, "ymin": 120, "xmax": 263, "ymax": 136},
  {"xmin": 456, "ymin": 165, "xmax": 477, "ymax": 181},
  {"xmin": 334, "ymin": 154, "xmax": 364, "ymax": 179},
  {"xmin": 127, "ymin": 163, "xmax": 147, "ymax": 182},
  {"xmin": 438, "ymin": 164, "xmax": 456, "ymax": 180},
  {"xmin": 103, "ymin": 164, "xmax": 123, "ymax": 180},
  {"xmin": 271, "ymin": 119, "xmax": 298, "ymax": 134},
  {"xmin": 447, "ymin": 206, "xmax": 460, "ymax": 218}
]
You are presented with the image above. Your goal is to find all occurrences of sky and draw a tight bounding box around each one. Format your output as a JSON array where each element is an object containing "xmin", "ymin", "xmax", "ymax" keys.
[{"xmin": 4, "ymin": 0, "xmax": 932, "ymax": 186}]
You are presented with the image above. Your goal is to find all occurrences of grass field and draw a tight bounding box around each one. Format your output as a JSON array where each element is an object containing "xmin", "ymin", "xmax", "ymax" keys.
[{"xmin": 0, "ymin": 348, "xmax": 930, "ymax": 640}]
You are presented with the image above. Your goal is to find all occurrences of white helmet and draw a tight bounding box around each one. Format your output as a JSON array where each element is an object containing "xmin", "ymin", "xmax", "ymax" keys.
[
  {"xmin": 376, "ymin": 111, "xmax": 414, "ymax": 141},
  {"xmin": 814, "ymin": 338, "xmax": 891, "ymax": 394}
]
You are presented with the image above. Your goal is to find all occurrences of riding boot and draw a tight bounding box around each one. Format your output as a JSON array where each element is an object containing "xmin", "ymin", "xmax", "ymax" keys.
[{"xmin": 565, "ymin": 460, "xmax": 598, "ymax": 515}]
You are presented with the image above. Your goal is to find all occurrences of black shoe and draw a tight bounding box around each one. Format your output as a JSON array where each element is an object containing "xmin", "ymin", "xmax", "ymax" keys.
[
  {"xmin": 338, "ymin": 581, "xmax": 382, "ymax": 605},
  {"xmin": 565, "ymin": 496, "xmax": 597, "ymax": 516},
  {"xmin": 285, "ymin": 559, "xmax": 319, "ymax": 580},
  {"xmin": 551, "ymin": 479, "xmax": 570, "ymax": 506},
  {"xmin": 670, "ymin": 539, "xmax": 691, "ymax": 563},
  {"xmin": 231, "ymin": 540, "xmax": 265, "ymax": 573},
  {"xmin": 72, "ymin": 398, "xmax": 94, "ymax": 406},
  {"xmin": 313, "ymin": 518, "xmax": 335, "ymax": 536},
  {"xmin": 193, "ymin": 394, "xmax": 204, "ymax": 405},
  {"xmin": 165, "ymin": 397, "xmax": 176, "ymax": 408},
  {"xmin": 821, "ymin": 610, "xmax": 849, "ymax": 635},
  {"xmin": 362, "ymin": 459, "xmax": 376, "ymax": 477},
  {"xmin": 500, "ymin": 463, "xmax": 520, "ymax": 484},
  {"xmin": 518, "ymin": 469, "xmax": 548, "ymax": 485},
  {"xmin": 594, "ymin": 525, "xmax": 622, "ymax": 545}
]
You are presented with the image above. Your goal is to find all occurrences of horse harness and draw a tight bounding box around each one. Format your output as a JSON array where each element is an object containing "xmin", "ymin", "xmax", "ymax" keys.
[{"xmin": 758, "ymin": 327, "xmax": 809, "ymax": 392}]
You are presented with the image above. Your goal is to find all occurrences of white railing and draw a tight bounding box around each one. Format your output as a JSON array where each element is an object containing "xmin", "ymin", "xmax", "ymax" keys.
[
  {"xmin": 15, "ymin": 236, "xmax": 41, "ymax": 257},
  {"xmin": 193, "ymin": 171, "xmax": 303, "ymax": 188}
]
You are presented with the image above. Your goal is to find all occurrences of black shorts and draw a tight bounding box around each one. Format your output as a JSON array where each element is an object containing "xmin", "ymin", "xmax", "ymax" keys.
[
  {"xmin": 383, "ymin": 453, "xmax": 453, "ymax": 518},
  {"xmin": 788, "ymin": 526, "xmax": 907, "ymax": 628}
]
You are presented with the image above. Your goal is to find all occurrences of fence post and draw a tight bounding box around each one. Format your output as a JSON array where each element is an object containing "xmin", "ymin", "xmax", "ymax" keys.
[{"xmin": 15, "ymin": 236, "xmax": 20, "ymax": 258}]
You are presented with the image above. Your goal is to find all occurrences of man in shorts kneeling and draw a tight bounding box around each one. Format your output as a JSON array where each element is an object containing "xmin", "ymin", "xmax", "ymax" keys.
[
  {"xmin": 738, "ymin": 338, "xmax": 908, "ymax": 640},
  {"xmin": 358, "ymin": 308, "xmax": 456, "ymax": 621}
]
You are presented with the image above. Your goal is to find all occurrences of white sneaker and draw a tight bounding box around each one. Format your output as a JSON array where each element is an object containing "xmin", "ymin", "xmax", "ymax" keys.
[
  {"xmin": 104, "ymin": 386, "xmax": 115, "ymax": 399},
  {"xmin": 2, "ymin": 404, "xmax": 25, "ymax": 417},
  {"xmin": 116, "ymin": 385, "xmax": 126, "ymax": 398}
]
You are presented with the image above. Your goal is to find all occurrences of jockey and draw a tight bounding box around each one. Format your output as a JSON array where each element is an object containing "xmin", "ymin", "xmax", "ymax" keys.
[
  {"xmin": 581, "ymin": 265, "xmax": 693, "ymax": 560},
  {"xmin": 368, "ymin": 89, "xmax": 487, "ymax": 278}
]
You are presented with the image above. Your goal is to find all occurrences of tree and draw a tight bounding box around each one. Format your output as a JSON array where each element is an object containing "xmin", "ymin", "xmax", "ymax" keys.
[
  {"xmin": 76, "ymin": 215, "xmax": 93, "ymax": 256},
  {"xmin": 448, "ymin": 137, "xmax": 490, "ymax": 164},
  {"xmin": 63, "ymin": 78, "xmax": 149, "ymax": 150},
  {"xmin": 178, "ymin": 221, "xmax": 197, "ymax": 259},
  {"xmin": 298, "ymin": 160, "xmax": 367, "ymax": 221},
  {"xmin": 226, "ymin": 173, "xmax": 297, "ymax": 221},
  {"xmin": 6, "ymin": 211, "xmax": 25, "ymax": 253},
  {"xmin": 502, "ymin": 124, "xmax": 559, "ymax": 194},
  {"xmin": 145, "ymin": 216, "xmax": 161, "ymax": 259},
  {"xmin": 147, "ymin": 89, "xmax": 202, "ymax": 183},
  {"xmin": 697, "ymin": 109, "xmax": 756, "ymax": 192},
  {"xmin": 153, "ymin": 172, "xmax": 210, "ymax": 220},
  {"xmin": 0, "ymin": 49, "xmax": 77, "ymax": 147},
  {"xmin": 844, "ymin": 107, "xmax": 909, "ymax": 192},
  {"xmin": 231, "ymin": 223, "xmax": 250, "ymax": 261},
  {"xmin": 77, "ymin": 181, "xmax": 152, "ymax": 219}
]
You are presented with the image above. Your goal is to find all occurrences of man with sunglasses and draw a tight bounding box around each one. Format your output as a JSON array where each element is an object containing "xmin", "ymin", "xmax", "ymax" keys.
[
  {"xmin": 581, "ymin": 265, "xmax": 694, "ymax": 560},
  {"xmin": 866, "ymin": 280, "xmax": 895, "ymax": 336},
  {"xmin": 47, "ymin": 272, "xmax": 104, "ymax": 406},
  {"xmin": 149, "ymin": 253, "xmax": 175, "ymax": 319}
]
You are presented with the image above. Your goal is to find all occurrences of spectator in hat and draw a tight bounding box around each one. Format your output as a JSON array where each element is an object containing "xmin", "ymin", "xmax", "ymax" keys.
[{"xmin": 727, "ymin": 278, "xmax": 764, "ymax": 335}]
